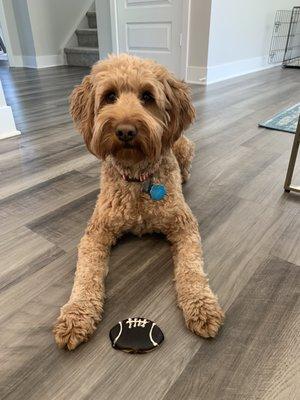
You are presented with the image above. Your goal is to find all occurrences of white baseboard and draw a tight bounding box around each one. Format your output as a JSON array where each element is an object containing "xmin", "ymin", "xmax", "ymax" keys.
[
  {"xmin": 35, "ymin": 54, "xmax": 66, "ymax": 68},
  {"xmin": 186, "ymin": 66, "xmax": 207, "ymax": 85},
  {"xmin": 206, "ymin": 56, "xmax": 280, "ymax": 84},
  {"xmin": 0, "ymin": 106, "xmax": 21, "ymax": 139},
  {"xmin": 10, "ymin": 54, "xmax": 66, "ymax": 69},
  {"xmin": 8, "ymin": 55, "xmax": 24, "ymax": 68},
  {"xmin": 22, "ymin": 55, "xmax": 37, "ymax": 68},
  {"xmin": 0, "ymin": 129, "xmax": 21, "ymax": 140}
]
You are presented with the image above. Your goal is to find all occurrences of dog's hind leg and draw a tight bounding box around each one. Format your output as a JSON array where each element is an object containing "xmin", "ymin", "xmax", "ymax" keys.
[
  {"xmin": 166, "ymin": 208, "xmax": 224, "ymax": 338},
  {"xmin": 53, "ymin": 214, "xmax": 121, "ymax": 350},
  {"xmin": 172, "ymin": 135, "xmax": 195, "ymax": 183}
]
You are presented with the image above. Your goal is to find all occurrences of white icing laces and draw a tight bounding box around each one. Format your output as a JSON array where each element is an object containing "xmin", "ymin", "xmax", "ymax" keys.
[{"xmin": 126, "ymin": 318, "xmax": 149, "ymax": 329}]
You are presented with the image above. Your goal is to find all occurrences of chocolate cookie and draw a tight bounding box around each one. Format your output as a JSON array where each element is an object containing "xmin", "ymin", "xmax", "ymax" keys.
[{"xmin": 109, "ymin": 317, "xmax": 164, "ymax": 353}]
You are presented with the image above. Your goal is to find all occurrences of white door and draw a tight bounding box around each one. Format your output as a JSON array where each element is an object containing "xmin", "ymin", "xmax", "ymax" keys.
[{"xmin": 113, "ymin": 0, "xmax": 186, "ymax": 77}]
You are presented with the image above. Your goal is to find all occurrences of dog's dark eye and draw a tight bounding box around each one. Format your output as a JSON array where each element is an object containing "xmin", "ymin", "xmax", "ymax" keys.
[
  {"xmin": 105, "ymin": 91, "xmax": 117, "ymax": 103},
  {"xmin": 141, "ymin": 91, "xmax": 154, "ymax": 103}
]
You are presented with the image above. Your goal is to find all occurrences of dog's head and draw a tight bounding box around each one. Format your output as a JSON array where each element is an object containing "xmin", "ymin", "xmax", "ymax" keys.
[{"xmin": 70, "ymin": 54, "xmax": 195, "ymax": 163}]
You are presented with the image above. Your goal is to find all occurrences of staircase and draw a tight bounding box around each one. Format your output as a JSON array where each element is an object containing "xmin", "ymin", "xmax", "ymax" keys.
[{"xmin": 64, "ymin": 11, "xmax": 99, "ymax": 67}]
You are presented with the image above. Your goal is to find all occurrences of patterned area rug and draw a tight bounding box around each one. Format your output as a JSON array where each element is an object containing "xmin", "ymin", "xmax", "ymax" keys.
[{"xmin": 259, "ymin": 103, "xmax": 299, "ymax": 133}]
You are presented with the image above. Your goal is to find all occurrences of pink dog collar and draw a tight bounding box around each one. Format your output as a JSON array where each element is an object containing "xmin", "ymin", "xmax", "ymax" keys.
[{"xmin": 122, "ymin": 172, "xmax": 152, "ymax": 182}]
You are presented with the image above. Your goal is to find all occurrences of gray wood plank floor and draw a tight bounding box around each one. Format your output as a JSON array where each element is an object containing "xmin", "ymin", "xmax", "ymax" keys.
[{"xmin": 0, "ymin": 63, "xmax": 299, "ymax": 400}]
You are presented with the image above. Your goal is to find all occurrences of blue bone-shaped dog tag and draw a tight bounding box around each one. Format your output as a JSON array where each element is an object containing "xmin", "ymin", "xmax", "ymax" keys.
[{"xmin": 149, "ymin": 184, "xmax": 167, "ymax": 201}]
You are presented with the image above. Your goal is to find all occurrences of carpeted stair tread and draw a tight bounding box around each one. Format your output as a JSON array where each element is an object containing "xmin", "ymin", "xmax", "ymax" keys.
[
  {"xmin": 76, "ymin": 28, "xmax": 97, "ymax": 35},
  {"xmin": 65, "ymin": 46, "xmax": 99, "ymax": 54}
]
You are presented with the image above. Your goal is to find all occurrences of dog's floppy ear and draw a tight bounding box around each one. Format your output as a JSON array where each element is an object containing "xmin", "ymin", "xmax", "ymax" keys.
[
  {"xmin": 163, "ymin": 75, "xmax": 195, "ymax": 145},
  {"xmin": 70, "ymin": 75, "xmax": 95, "ymax": 152}
]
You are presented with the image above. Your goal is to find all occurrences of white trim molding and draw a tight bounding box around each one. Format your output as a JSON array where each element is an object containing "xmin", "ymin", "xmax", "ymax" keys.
[
  {"xmin": 181, "ymin": 0, "xmax": 191, "ymax": 80},
  {"xmin": 109, "ymin": 0, "xmax": 119, "ymax": 54},
  {"xmin": 22, "ymin": 55, "xmax": 37, "ymax": 68},
  {"xmin": 8, "ymin": 55, "xmax": 23, "ymax": 67},
  {"xmin": 186, "ymin": 66, "xmax": 207, "ymax": 85},
  {"xmin": 206, "ymin": 56, "xmax": 280, "ymax": 85},
  {"xmin": 0, "ymin": 0, "xmax": 19, "ymax": 67},
  {"xmin": 2, "ymin": 54, "xmax": 66, "ymax": 69},
  {"xmin": 0, "ymin": 107, "xmax": 21, "ymax": 139},
  {"xmin": 0, "ymin": 80, "xmax": 21, "ymax": 139},
  {"xmin": 35, "ymin": 54, "xmax": 65, "ymax": 68}
]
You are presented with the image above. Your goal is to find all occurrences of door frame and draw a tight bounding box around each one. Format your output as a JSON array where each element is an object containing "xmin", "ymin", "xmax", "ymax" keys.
[{"xmin": 109, "ymin": 0, "xmax": 191, "ymax": 80}]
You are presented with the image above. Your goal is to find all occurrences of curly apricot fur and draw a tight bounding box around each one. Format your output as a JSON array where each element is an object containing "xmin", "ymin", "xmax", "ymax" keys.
[{"xmin": 53, "ymin": 54, "xmax": 224, "ymax": 350}]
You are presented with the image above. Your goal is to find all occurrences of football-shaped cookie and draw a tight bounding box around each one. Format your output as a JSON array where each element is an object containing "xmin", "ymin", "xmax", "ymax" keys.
[{"xmin": 109, "ymin": 317, "xmax": 164, "ymax": 353}]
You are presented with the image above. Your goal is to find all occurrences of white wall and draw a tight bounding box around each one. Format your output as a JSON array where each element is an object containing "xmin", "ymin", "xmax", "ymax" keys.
[
  {"xmin": 0, "ymin": 0, "xmax": 23, "ymax": 66},
  {"xmin": 27, "ymin": 0, "xmax": 93, "ymax": 67},
  {"xmin": 187, "ymin": 0, "xmax": 212, "ymax": 83},
  {"xmin": 12, "ymin": 0, "xmax": 37, "ymax": 67},
  {"xmin": 96, "ymin": 0, "xmax": 112, "ymax": 59},
  {"xmin": 207, "ymin": 0, "xmax": 296, "ymax": 83},
  {"xmin": 0, "ymin": 0, "xmax": 93, "ymax": 68}
]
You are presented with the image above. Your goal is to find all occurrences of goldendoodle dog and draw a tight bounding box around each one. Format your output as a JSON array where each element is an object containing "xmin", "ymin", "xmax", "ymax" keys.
[{"xmin": 53, "ymin": 54, "xmax": 224, "ymax": 350}]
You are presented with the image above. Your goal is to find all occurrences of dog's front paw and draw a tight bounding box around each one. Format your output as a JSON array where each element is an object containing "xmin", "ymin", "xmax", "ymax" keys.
[
  {"xmin": 180, "ymin": 286, "xmax": 224, "ymax": 338},
  {"xmin": 53, "ymin": 302, "xmax": 100, "ymax": 350}
]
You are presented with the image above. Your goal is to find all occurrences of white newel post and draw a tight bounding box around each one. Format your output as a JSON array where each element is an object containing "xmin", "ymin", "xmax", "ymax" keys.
[{"xmin": 0, "ymin": 80, "xmax": 21, "ymax": 139}]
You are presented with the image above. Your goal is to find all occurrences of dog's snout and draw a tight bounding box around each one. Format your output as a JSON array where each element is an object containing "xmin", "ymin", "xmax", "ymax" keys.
[{"xmin": 116, "ymin": 124, "xmax": 137, "ymax": 142}]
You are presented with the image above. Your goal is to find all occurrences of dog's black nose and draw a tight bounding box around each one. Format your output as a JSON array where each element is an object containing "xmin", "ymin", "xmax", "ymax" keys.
[{"xmin": 116, "ymin": 124, "xmax": 137, "ymax": 142}]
